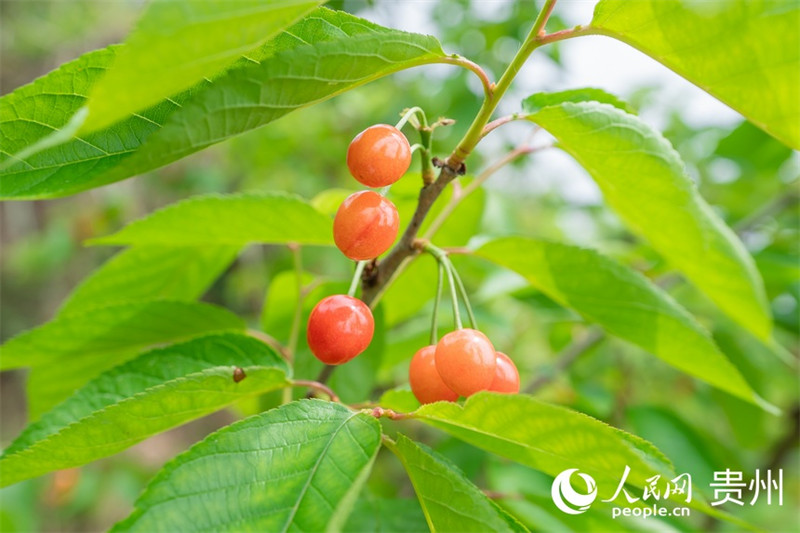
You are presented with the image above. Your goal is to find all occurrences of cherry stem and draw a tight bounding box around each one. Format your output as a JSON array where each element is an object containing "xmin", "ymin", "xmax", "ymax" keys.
[
  {"xmin": 286, "ymin": 244, "xmax": 303, "ymax": 361},
  {"xmin": 418, "ymin": 127, "xmax": 435, "ymax": 185},
  {"xmin": 450, "ymin": 262, "xmax": 477, "ymax": 330},
  {"xmin": 422, "ymin": 242, "xmax": 462, "ymax": 330},
  {"xmin": 431, "ymin": 261, "xmax": 444, "ymax": 345},
  {"xmin": 408, "ymin": 143, "xmax": 426, "ymax": 154},
  {"xmin": 396, "ymin": 106, "xmax": 427, "ymax": 131},
  {"xmin": 347, "ymin": 260, "xmax": 367, "ymax": 298},
  {"xmin": 246, "ymin": 329, "xmax": 290, "ymax": 360}
]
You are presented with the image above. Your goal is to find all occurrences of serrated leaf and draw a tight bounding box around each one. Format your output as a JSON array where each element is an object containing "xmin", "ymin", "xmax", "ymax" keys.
[
  {"xmin": 81, "ymin": 0, "xmax": 323, "ymax": 133},
  {"xmin": 58, "ymin": 246, "xmax": 240, "ymax": 316},
  {"xmin": 522, "ymin": 88, "xmax": 634, "ymax": 114},
  {"xmin": 113, "ymin": 400, "xmax": 381, "ymax": 533},
  {"xmin": 522, "ymin": 100, "xmax": 771, "ymax": 341},
  {"xmin": 0, "ymin": 301, "xmax": 244, "ymax": 418},
  {"xmin": 385, "ymin": 434, "xmax": 528, "ymax": 533},
  {"xmin": 90, "ymin": 192, "xmax": 333, "ymax": 246},
  {"xmin": 413, "ymin": 393, "xmax": 675, "ymax": 499},
  {"xmin": 0, "ymin": 8, "xmax": 446, "ymax": 199},
  {"xmin": 477, "ymin": 238, "xmax": 768, "ymax": 408},
  {"xmin": 591, "ymin": 0, "xmax": 800, "ymax": 148},
  {"xmin": 0, "ymin": 333, "xmax": 289, "ymax": 487}
]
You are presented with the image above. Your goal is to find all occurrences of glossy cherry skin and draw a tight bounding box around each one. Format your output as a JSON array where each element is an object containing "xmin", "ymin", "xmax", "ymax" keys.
[
  {"xmin": 434, "ymin": 329, "xmax": 496, "ymax": 397},
  {"xmin": 307, "ymin": 295, "xmax": 374, "ymax": 365},
  {"xmin": 347, "ymin": 124, "xmax": 412, "ymax": 187},
  {"xmin": 409, "ymin": 345, "xmax": 459, "ymax": 404},
  {"xmin": 333, "ymin": 190, "xmax": 399, "ymax": 260},
  {"xmin": 488, "ymin": 352, "xmax": 520, "ymax": 394}
]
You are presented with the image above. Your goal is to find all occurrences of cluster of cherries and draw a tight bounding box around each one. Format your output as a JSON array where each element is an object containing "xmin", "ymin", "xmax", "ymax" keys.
[
  {"xmin": 307, "ymin": 124, "xmax": 410, "ymax": 365},
  {"xmin": 409, "ymin": 330, "xmax": 519, "ymax": 404},
  {"xmin": 306, "ymin": 121, "xmax": 520, "ymax": 405}
]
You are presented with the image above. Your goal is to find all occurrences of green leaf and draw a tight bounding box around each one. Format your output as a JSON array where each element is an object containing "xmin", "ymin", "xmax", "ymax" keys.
[
  {"xmin": 0, "ymin": 333, "xmax": 289, "ymax": 487},
  {"xmin": 343, "ymin": 497, "xmax": 428, "ymax": 533},
  {"xmin": 522, "ymin": 88, "xmax": 634, "ymax": 114},
  {"xmin": 90, "ymin": 192, "xmax": 333, "ymax": 246},
  {"xmin": 58, "ymin": 246, "xmax": 240, "ymax": 316},
  {"xmin": 0, "ymin": 8, "xmax": 446, "ymax": 199},
  {"xmin": 80, "ymin": 0, "xmax": 323, "ymax": 133},
  {"xmin": 476, "ymin": 237, "xmax": 769, "ymax": 408},
  {"xmin": 591, "ymin": 0, "xmax": 800, "ymax": 148},
  {"xmin": 0, "ymin": 301, "xmax": 244, "ymax": 418},
  {"xmin": 413, "ymin": 393, "xmax": 675, "ymax": 499},
  {"xmin": 113, "ymin": 400, "xmax": 381, "ymax": 533},
  {"xmin": 522, "ymin": 100, "xmax": 771, "ymax": 341},
  {"xmin": 378, "ymin": 388, "xmax": 420, "ymax": 413},
  {"xmin": 385, "ymin": 434, "xmax": 528, "ymax": 533}
]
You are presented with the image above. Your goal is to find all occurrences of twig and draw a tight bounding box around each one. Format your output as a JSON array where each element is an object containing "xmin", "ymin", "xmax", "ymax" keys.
[
  {"xmin": 524, "ymin": 188, "xmax": 799, "ymax": 392},
  {"xmin": 423, "ymin": 144, "xmax": 545, "ymax": 240},
  {"xmin": 286, "ymin": 244, "xmax": 303, "ymax": 361},
  {"xmin": 294, "ymin": 380, "xmax": 340, "ymax": 402},
  {"xmin": 436, "ymin": 55, "xmax": 493, "ymax": 99},
  {"xmin": 525, "ymin": 327, "xmax": 604, "ymax": 393},
  {"xmin": 246, "ymin": 329, "xmax": 291, "ymax": 360},
  {"xmin": 766, "ymin": 404, "xmax": 800, "ymax": 471}
]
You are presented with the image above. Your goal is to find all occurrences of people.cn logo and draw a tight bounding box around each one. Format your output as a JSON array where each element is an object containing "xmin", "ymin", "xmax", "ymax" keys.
[{"xmin": 551, "ymin": 469, "xmax": 598, "ymax": 514}]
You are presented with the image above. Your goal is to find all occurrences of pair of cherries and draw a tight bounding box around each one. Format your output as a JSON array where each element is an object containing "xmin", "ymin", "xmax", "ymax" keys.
[
  {"xmin": 308, "ymin": 124, "xmax": 411, "ymax": 365},
  {"xmin": 409, "ymin": 329, "xmax": 520, "ymax": 404},
  {"xmin": 333, "ymin": 124, "xmax": 411, "ymax": 261}
]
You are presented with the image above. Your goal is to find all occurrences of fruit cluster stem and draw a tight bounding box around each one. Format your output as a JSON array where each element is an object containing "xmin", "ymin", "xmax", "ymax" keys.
[{"xmin": 431, "ymin": 261, "xmax": 444, "ymax": 345}]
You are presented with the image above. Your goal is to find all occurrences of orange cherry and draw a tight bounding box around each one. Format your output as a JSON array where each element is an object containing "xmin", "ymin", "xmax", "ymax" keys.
[
  {"xmin": 434, "ymin": 329, "xmax": 496, "ymax": 397},
  {"xmin": 409, "ymin": 345, "xmax": 459, "ymax": 404},
  {"xmin": 488, "ymin": 352, "xmax": 520, "ymax": 394},
  {"xmin": 347, "ymin": 124, "xmax": 412, "ymax": 187},
  {"xmin": 333, "ymin": 190, "xmax": 399, "ymax": 260}
]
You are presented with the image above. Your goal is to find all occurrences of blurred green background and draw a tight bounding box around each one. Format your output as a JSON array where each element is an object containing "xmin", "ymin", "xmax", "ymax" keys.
[{"xmin": 1, "ymin": 1, "xmax": 797, "ymax": 531}]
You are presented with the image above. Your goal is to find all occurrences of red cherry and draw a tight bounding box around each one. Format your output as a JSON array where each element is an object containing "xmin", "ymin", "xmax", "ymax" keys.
[
  {"xmin": 409, "ymin": 345, "xmax": 459, "ymax": 404},
  {"xmin": 347, "ymin": 124, "xmax": 412, "ymax": 187},
  {"xmin": 488, "ymin": 352, "xmax": 520, "ymax": 394},
  {"xmin": 307, "ymin": 295, "xmax": 374, "ymax": 365},
  {"xmin": 333, "ymin": 190, "xmax": 399, "ymax": 261},
  {"xmin": 434, "ymin": 329, "xmax": 496, "ymax": 397}
]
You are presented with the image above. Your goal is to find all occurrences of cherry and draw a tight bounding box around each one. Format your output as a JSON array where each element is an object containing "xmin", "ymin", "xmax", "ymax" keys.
[
  {"xmin": 488, "ymin": 352, "xmax": 520, "ymax": 394},
  {"xmin": 333, "ymin": 190, "xmax": 399, "ymax": 261},
  {"xmin": 307, "ymin": 295, "xmax": 374, "ymax": 365},
  {"xmin": 434, "ymin": 329, "xmax": 496, "ymax": 397},
  {"xmin": 409, "ymin": 345, "xmax": 459, "ymax": 404},
  {"xmin": 347, "ymin": 124, "xmax": 412, "ymax": 187}
]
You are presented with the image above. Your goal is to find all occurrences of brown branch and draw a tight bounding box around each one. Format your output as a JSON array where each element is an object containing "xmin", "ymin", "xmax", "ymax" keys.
[
  {"xmin": 294, "ymin": 379, "xmax": 340, "ymax": 402},
  {"xmin": 766, "ymin": 403, "xmax": 800, "ymax": 471},
  {"xmin": 361, "ymin": 163, "xmax": 462, "ymax": 306}
]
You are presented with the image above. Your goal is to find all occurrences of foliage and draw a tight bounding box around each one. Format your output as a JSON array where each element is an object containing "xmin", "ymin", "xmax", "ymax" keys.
[{"xmin": 1, "ymin": 0, "xmax": 797, "ymax": 531}]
